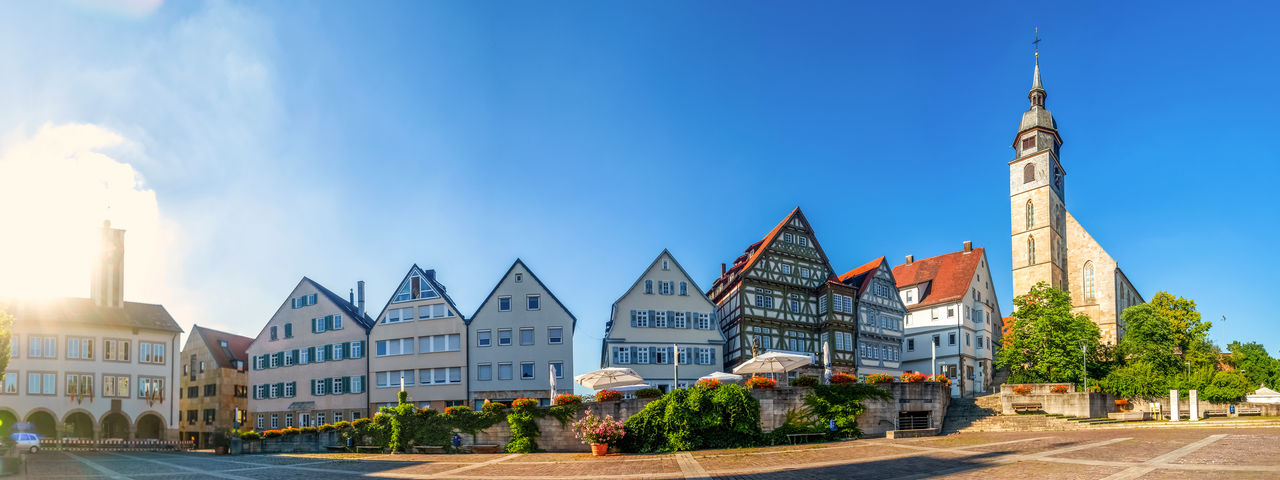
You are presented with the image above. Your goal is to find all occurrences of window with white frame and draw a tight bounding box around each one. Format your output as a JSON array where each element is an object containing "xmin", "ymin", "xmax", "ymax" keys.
[
  {"xmin": 527, "ymin": 295, "xmax": 541, "ymax": 310},
  {"xmin": 548, "ymin": 327, "xmax": 563, "ymax": 344},
  {"xmin": 376, "ymin": 370, "xmax": 416, "ymax": 388},
  {"xmin": 781, "ymin": 265, "xmax": 791, "ymax": 275},
  {"xmin": 697, "ymin": 313, "xmax": 711, "ymax": 330},
  {"xmin": 674, "ymin": 312, "xmax": 687, "ymax": 329},
  {"xmin": 636, "ymin": 348, "xmax": 650, "ymax": 364},
  {"xmin": 498, "ymin": 329, "xmax": 512, "ymax": 346},
  {"xmin": 616, "ymin": 347, "xmax": 630, "ymax": 364},
  {"xmin": 67, "ymin": 337, "xmax": 93, "ymax": 360},
  {"xmin": 520, "ymin": 328, "xmax": 534, "ymax": 346},
  {"xmin": 654, "ymin": 311, "xmax": 667, "ymax": 328},
  {"xmin": 270, "ymin": 414, "xmax": 278, "ymax": 429},
  {"xmin": 697, "ymin": 348, "xmax": 712, "ymax": 365},
  {"xmin": 521, "ymin": 362, "xmax": 535, "ymax": 379},
  {"xmin": 550, "ymin": 361, "xmax": 564, "ymax": 378},
  {"xmin": 477, "ymin": 363, "xmax": 492, "ymax": 381},
  {"xmin": 419, "ymin": 367, "xmax": 462, "ymax": 385},
  {"xmin": 659, "ymin": 281, "xmax": 672, "ymax": 295},
  {"xmin": 498, "ymin": 363, "xmax": 513, "ymax": 380},
  {"xmin": 636, "ymin": 310, "xmax": 650, "ymax": 327},
  {"xmin": 419, "ymin": 334, "xmax": 461, "ymax": 353},
  {"xmin": 377, "ymin": 338, "xmax": 414, "ymax": 356},
  {"xmin": 499, "ymin": 296, "xmax": 511, "ymax": 311}
]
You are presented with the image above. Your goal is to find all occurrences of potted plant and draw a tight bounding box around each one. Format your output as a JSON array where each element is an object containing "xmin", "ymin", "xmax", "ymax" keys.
[
  {"xmin": 553, "ymin": 394, "xmax": 583, "ymax": 406},
  {"xmin": 900, "ymin": 372, "xmax": 928, "ymax": 383},
  {"xmin": 635, "ymin": 388, "xmax": 662, "ymax": 399},
  {"xmin": 745, "ymin": 376, "xmax": 777, "ymax": 390},
  {"xmin": 928, "ymin": 374, "xmax": 952, "ymax": 387},
  {"xmin": 695, "ymin": 378, "xmax": 722, "ymax": 389},
  {"xmin": 791, "ymin": 375, "xmax": 820, "ymax": 387},
  {"xmin": 1050, "ymin": 384, "xmax": 1069, "ymax": 394},
  {"xmin": 572, "ymin": 410, "xmax": 625, "ymax": 456},
  {"xmin": 864, "ymin": 373, "xmax": 894, "ymax": 385},
  {"xmin": 595, "ymin": 390, "xmax": 622, "ymax": 402},
  {"xmin": 1012, "ymin": 385, "xmax": 1032, "ymax": 395},
  {"xmin": 828, "ymin": 372, "xmax": 857, "ymax": 385}
]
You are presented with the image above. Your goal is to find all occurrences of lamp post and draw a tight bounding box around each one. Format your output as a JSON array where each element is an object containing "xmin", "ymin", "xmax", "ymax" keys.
[
  {"xmin": 1185, "ymin": 362, "xmax": 1191, "ymax": 377},
  {"xmin": 1077, "ymin": 339, "xmax": 1088, "ymax": 391}
]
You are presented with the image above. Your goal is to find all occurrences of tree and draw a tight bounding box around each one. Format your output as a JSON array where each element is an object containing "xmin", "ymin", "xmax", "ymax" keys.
[
  {"xmin": 1203, "ymin": 370, "xmax": 1252, "ymax": 403},
  {"xmin": 996, "ymin": 282, "xmax": 1102, "ymax": 384},
  {"xmin": 1099, "ymin": 363, "xmax": 1169, "ymax": 398},
  {"xmin": 0, "ymin": 308, "xmax": 11, "ymax": 381},
  {"xmin": 1116, "ymin": 304, "xmax": 1180, "ymax": 375},
  {"xmin": 1149, "ymin": 292, "xmax": 1214, "ymax": 366},
  {"xmin": 1226, "ymin": 342, "xmax": 1280, "ymax": 387}
]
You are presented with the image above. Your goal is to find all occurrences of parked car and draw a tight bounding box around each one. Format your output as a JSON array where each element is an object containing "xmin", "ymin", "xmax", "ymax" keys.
[{"xmin": 11, "ymin": 433, "xmax": 40, "ymax": 453}]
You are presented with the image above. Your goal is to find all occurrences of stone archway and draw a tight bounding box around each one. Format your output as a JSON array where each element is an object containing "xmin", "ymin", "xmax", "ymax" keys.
[
  {"xmin": 63, "ymin": 411, "xmax": 95, "ymax": 440},
  {"xmin": 135, "ymin": 413, "xmax": 164, "ymax": 440},
  {"xmin": 25, "ymin": 410, "xmax": 57, "ymax": 438},
  {"xmin": 101, "ymin": 412, "xmax": 130, "ymax": 440}
]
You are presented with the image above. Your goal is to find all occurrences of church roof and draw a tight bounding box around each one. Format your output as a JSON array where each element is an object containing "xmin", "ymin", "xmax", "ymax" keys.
[
  {"xmin": 7, "ymin": 297, "xmax": 182, "ymax": 333},
  {"xmin": 192, "ymin": 325, "xmax": 253, "ymax": 369},
  {"xmin": 891, "ymin": 247, "xmax": 985, "ymax": 311}
]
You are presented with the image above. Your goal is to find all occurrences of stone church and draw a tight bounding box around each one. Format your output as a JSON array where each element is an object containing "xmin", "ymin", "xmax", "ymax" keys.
[{"xmin": 1008, "ymin": 55, "xmax": 1144, "ymax": 344}]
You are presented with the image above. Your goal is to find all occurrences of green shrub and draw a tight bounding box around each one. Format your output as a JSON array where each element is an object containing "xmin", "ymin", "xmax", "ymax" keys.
[
  {"xmin": 299, "ymin": 426, "xmax": 317, "ymax": 434},
  {"xmin": 505, "ymin": 405, "xmax": 541, "ymax": 453},
  {"xmin": 334, "ymin": 421, "xmax": 352, "ymax": 430},
  {"xmin": 791, "ymin": 376, "xmax": 820, "ymax": 387},
  {"xmin": 635, "ymin": 388, "xmax": 662, "ymax": 398},
  {"xmin": 1203, "ymin": 370, "xmax": 1252, "ymax": 403},
  {"xmin": 620, "ymin": 384, "xmax": 762, "ymax": 453},
  {"xmin": 803, "ymin": 383, "xmax": 891, "ymax": 439},
  {"xmin": 1101, "ymin": 363, "xmax": 1169, "ymax": 399},
  {"xmin": 318, "ymin": 424, "xmax": 335, "ymax": 433},
  {"xmin": 239, "ymin": 431, "xmax": 261, "ymax": 440}
]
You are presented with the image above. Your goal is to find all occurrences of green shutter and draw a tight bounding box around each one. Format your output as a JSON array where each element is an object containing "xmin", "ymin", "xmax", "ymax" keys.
[
  {"xmin": 343, "ymin": 376, "xmax": 351, "ymax": 393},
  {"xmin": 325, "ymin": 315, "xmax": 334, "ymax": 330},
  {"xmin": 310, "ymin": 379, "xmax": 316, "ymax": 396}
]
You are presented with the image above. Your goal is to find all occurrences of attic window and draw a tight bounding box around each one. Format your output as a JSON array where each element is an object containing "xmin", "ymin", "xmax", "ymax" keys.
[{"xmin": 515, "ymin": 273, "xmax": 523, "ymax": 283}]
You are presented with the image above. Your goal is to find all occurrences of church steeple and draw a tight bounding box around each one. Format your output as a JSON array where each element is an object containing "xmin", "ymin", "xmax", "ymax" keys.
[{"xmin": 1029, "ymin": 55, "xmax": 1046, "ymax": 107}]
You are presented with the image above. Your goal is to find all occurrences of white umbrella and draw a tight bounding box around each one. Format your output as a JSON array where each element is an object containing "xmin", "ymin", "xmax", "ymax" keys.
[
  {"xmin": 822, "ymin": 344, "xmax": 833, "ymax": 384},
  {"xmin": 698, "ymin": 372, "xmax": 744, "ymax": 383},
  {"xmin": 732, "ymin": 351, "xmax": 813, "ymax": 377},
  {"xmin": 611, "ymin": 384, "xmax": 654, "ymax": 392},
  {"xmin": 574, "ymin": 367, "xmax": 645, "ymax": 390}
]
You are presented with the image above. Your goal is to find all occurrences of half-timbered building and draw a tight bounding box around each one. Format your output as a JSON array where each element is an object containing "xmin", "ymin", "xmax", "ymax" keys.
[
  {"xmin": 707, "ymin": 208, "xmax": 859, "ymax": 378},
  {"xmin": 839, "ymin": 257, "xmax": 907, "ymax": 377}
]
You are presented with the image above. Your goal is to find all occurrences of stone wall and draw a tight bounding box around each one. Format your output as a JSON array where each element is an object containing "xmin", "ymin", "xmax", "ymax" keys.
[
  {"xmin": 1001, "ymin": 383, "xmax": 1115, "ymax": 417},
  {"xmin": 1120, "ymin": 396, "xmax": 1280, "ymax": 419}
]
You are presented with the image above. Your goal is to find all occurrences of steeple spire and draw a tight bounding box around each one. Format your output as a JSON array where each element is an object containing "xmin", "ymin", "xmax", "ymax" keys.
[{"xmin": 1028, "ymin": 53, "xmax": 1046, "ymax": 108}]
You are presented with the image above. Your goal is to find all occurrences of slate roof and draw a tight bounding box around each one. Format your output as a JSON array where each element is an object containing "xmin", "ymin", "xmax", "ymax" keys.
[
  {"xmin": 192, "ymin": 325, "xmax": 253, "ymax": 369},
  {"xmin": 838, "ymin": 256, "xmax": 887, "ymax": 297},
  {"xmin": 891, "ymin": 247, "xmax": 985, "ymax": 311},
  {"xmin": 303, "ymin": 276, "xmax": 376, "ymax": 331},
  {"xmin": 7, "ymin": 297, "xmax": 182, "ymax": 333}
]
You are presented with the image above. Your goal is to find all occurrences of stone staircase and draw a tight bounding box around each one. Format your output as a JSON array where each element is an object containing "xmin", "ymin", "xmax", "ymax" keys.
[{"xmin": 943, "ymin": 393, "xmax": 1091, "ymax": 433}]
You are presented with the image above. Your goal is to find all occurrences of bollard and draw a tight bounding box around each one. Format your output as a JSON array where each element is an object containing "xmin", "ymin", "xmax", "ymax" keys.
[
  {"xmin": 1169, "ymin": 390, "xmax": 1179, "ymax": 421},
  {"xmin": 1189, "ymin": 390, "xmax": 1200, "ymax": 421}
]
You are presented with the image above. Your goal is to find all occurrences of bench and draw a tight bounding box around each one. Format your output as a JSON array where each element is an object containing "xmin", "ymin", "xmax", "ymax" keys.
[
  {"xmin": 786, "ymin": 433, "xmax": 826, "ymax": 445},
  {"xmin": 1204, "ymin": 409, "xmax": 1229, "ymax": 417},
  {"xmin": 468, "ymin": 444, "xmax": 502, "ymax": 454},
  {"xmin": 1238, "ymin": 408, "xmax": 1262, "ymax": 416},
  {"xmin": 412, "ymin": 445, "xmax": 445, "ymax": 454},
  {"xmin": 1012, "ymin": 402, "xmax": 1044, "ymax": 413},
  {"xmin": 354, "ymin": 445, "xmax": 383, "ymax": 453},
  {"xmin": 324, "ymin": 445, "xmax": 347, "ymax": 452}
]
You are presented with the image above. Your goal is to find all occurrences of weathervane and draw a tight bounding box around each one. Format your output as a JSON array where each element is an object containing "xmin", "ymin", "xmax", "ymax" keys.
[{"xmin": 1032, "ymin": 27, "xmax": 1041, "ymax": 58}]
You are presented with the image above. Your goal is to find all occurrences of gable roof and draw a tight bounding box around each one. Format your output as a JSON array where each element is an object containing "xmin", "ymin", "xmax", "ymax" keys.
[
  {"xmin": 707, "ymin": 207, "xmax": 838, "ymax": 303},
  {"xmin": 7, "ymin": 297, "xmax": 182, "ymax": 333},
  {"xmin": 371, "ymin": 264, "xmax": 466, "ymax": 329},
  {"xmin": 470, "ymin": 259, "xmax": 577, "ymax": 328},
  {"xmin": 604, "ymin": 249, "xmax": 716, "ymax": 337},
  {"xmin": 839, "ymin": 256, "xmax": 887, "ymax": 297},
  {"xmin": 302, "ymin": 276, "xmax": 376, "ymax": 331},
  {"xmin": 891, "ymin": 247, "xmax": 985, "ymax": 311},
  {"xmin": 192, "ymin": 325, "xmax": 253, "ymax": 369}
]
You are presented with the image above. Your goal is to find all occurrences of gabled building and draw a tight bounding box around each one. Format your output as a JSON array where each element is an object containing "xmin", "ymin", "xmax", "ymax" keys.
[
  {"xmin": 369, "ymin": 266, "xmax": 467, "ymax": 411},
  {"xmin": 468, "ymin": 260, "xmax": 575, "ymax": 407},
  {"xmin": 600, "ymin": 250, "xmax": 724, "ymax": 391},
  {"xmin": 1, "ymin": 221, "xmax": 182, "ymax": 441},
  {"xmin": 893, "ymin": 242, "xmax": 1002, "ymax": 397},
  {"xmin": 246, "ymin": 278, "xmax": 375, "ymax": 431},
  {"xmin": 839, "ymin": 257, "xmax": 907, "ymax": 377},
  {"xmin": 178, "ymin": 325, "xmax": 251, "ymax": 448},
  {"xmin": 707, "ymin": 208, "xmax": 859, "ymax": 377}
]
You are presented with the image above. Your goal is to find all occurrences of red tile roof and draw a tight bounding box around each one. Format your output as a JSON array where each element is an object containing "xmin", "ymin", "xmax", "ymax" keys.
[
  {"xmin": 193, "ymin": 325, "xmax": 253, "ymax": 370},
  {"xmin": 839, "ymin": 256, "xmax": 886, "ymax": 297},
  {"xmin": 707, "ymin": 207, "xmax": 838, "ymax": 303},
  {"xmin": 891, "ymin": 247, "xmax": 985, "ymax": 311}
]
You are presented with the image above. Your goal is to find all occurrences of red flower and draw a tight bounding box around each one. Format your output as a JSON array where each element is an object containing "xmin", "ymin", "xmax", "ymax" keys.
[
  {"xmin": 745, "ymin": 377, "xmax": 777, "ymax": 390},
  {"xmin": 595, "ymin": 390, "xmax": 622, "ymax": 402}
]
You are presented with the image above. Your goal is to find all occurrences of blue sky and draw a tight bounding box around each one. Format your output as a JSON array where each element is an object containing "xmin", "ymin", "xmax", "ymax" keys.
[{"xmin": 1, "ymin": 1, "xmax": 1276, "ymax": 377}]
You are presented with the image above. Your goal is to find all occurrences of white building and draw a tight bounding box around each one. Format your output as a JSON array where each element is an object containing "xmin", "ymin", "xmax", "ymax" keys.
[
  {"xmin": 600, "ymin": 250, "xmax": 723, "ymax": 391},
  {"xmin": 368, "ymin": 266, "xmax": 468, "ymax": 411},
  {"xmin": 839, "ymin": 257, "xmax": 907, "ymax": 377},
  {"xmin": 893, "ymin": 242, "xmax": 1002, "ymax": 397},
  {"xmin": 467, "ymin": 260, "xmax": 575, "ymax": 407}
]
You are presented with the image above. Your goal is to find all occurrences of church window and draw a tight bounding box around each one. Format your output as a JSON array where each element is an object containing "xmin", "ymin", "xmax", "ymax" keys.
[
  {"xmin": 1023, "ymin": 163, "xmax": 1035, "ymax": 183},
  {"xmin": 1084, "ymin": 261, "xmax": 1096, "ymax": 300},
  {"xmin": 1022, "ymin": 136, "xmax": 1035, "ymax": 152},
  {"xmin": 1028, "ymin": 237, "xmax": 1037, "ymax": 265},
  {"xmin": 1026, "ymin": 201, "xmax": 1034, "ymax": 230}
]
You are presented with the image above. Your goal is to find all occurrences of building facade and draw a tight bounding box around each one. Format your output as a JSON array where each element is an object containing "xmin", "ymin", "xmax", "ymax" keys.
[
  {"xmin": 0, "ymin": 221, "xmax": 181, "ymax": 441},
  {"xmin": 839, "ymin": 257, "xmax": 907, "ymax": 377},
  {"xmin": 707, "ymin": 208, "xmax": 859, "ymax": 378},
  {"xmin": 468, "ymin": 260, "xmax": 575, "ymax": 407},
  {"xmin": 1008, "ymin": 56, "xmax": 1143, "ymax": 344},
  {"xmin": 894, "ymin": 242, "xmax": 1002, "ymax": 397},
  {"xmin": 246, "ymin": 278, "xmax": 374, "ymax": 431},
  {"xmin": 600, "ymin": 250, "xmax": 724, "ymax": 391},
  {"xmin": 178, "ymin": 325, "xmax": 251, "ymax": 448},
  {"xmin": 369, "ymin": 266, "xmax": 468, "ymax": 411}
]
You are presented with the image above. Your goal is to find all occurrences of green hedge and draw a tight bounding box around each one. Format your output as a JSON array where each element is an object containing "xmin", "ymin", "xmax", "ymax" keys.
[{"xmin": 620, "ymin": 384, "xmax": 762, "ymax": 453}]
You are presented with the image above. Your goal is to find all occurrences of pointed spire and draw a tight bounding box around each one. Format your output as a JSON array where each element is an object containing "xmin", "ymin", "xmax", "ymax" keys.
[
  {"xmin": 1032, "ymin": 53, "xmax": 1042, "ymax": 90},
  {"xmin": 1028, "ymin": 53, "xmax": 1046, "ymax": 108}
]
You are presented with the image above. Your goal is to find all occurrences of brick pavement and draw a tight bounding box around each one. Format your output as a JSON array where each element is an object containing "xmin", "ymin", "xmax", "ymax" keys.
[{"xmin": 11, "ymin": 427, "xmax": 1280, "ymax": 479}]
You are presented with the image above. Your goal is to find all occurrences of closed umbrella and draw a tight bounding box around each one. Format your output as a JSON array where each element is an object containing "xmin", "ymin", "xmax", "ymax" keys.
[
  {"xmin": 823, "ymin": 344, "xmax": 833, "ymax": 384},
  {"xmin": 574, "ymin": 367, "xmax": 645, "ymax": 390},
  {"xmin": 732, "ymin": 351, "xmax": 813, "ymax": 378}
]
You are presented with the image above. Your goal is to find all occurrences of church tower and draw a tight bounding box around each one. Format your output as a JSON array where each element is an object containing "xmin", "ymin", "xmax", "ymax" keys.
[
  {"xmin": 1010, "ymin": 55, "xmax": 1068, "ymax": 298},
  {"xmin": 91, "ymin": 220, "xmax": 126, "ymax": 308}
]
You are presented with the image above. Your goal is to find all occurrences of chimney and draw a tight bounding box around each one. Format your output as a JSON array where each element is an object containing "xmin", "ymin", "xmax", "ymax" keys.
[
  {"xmin": 905, "ymin": 255, "xmax": 913, "ymax": 265},
  {"xmin": 91, "ymin": 220, "xmax": 126, "ymax": 308},
  {"xmin": 963, "ymin": 241, "xmax": 973, "ymax": 253},
  {"xmin": 349, "ymin": 288, "xmax": 355, "ymax": 305},
  {"xmin": 720, "ymin": 263, "xmax": 727, "ymax": 275},
  {"xmin": 357, "ymin": 280, "xmax": 366, "ymax": 317}
]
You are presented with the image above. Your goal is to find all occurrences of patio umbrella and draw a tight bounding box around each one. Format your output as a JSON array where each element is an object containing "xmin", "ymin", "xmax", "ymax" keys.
[
  {"xmin": 611, "ymin": 384, "xmax": 654, "ymax": 393},
  {"xmin": 574, "ymin": 367, "xmax": 645, "ymax": 390},
  {"xmin": 732, "ymin": 351, "xmax": 813, "ymax": 377},
  {"xmin": 698, "ymin": 372, "xmax": 744, "ymax": 383}
]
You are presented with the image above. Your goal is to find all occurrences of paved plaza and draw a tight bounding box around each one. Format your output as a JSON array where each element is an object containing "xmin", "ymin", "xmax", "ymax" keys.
[{"xmin": 13, "ymin": 427, "xmax": 1280, "ymax": 479}]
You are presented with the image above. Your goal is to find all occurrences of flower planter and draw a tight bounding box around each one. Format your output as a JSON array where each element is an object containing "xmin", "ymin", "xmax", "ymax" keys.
[{"xmin": 591, "ymin": 443, "xmax": 608, "ymax": 456}]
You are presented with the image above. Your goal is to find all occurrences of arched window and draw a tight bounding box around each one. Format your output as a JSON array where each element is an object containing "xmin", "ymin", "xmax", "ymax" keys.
[
  {"xmin": 1027, "ymin": 237, "xmax": 1036, "ymax": 265},
  {"xmin": 1083, "ymin": 261, "xmax": 1096, "ymax": 299},
  {"xmin": 1023, "ymin": 163, "xmax": 1035, "ymax": 183},
  {"xmin": 1025, "ymin": 201, "xmax": 1034, "ymax": 230}
]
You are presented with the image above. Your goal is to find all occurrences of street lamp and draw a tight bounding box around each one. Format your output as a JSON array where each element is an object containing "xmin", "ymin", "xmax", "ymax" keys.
[
  {"xmin": 1185, "ymin": 362, "xmax": 1191, "ymax": 377},
  {"xmin": 1077, "ymin": 339, "xmax": 1088, "ymax": 391}
]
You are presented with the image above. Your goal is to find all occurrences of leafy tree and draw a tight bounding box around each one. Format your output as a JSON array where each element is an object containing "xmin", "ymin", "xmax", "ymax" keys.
[
  {"xmin": 1099, "ymin": 363, "xmax": 1169, "ymax": 398},
  {"xmin": 1116, "ymin": 304, "xmax": 1180, "ymax": 374},
  {"xmin": 1149, "ymin": 292, "xmax": 1214, "ymax": 366},
  {"xmin": 0, "ymin": 308, "xmax": 11, "ymax": 377},
  {"xmin": 1226, "ymin": 342, "xmax": 1280, "ymax": 387},
  {"xmin": 996, "ymin": 282, "xmax": 1101, "ymax": 384},
  {"xmin": 1171, "ymin": 365, "xmax": 1215, "ymax": 398},
  {"xmin": 1203, "ymin": 370, "xmax": 1252, "ymax": 403}
]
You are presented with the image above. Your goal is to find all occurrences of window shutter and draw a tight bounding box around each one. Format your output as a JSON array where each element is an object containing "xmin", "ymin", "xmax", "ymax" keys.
[
  {"xmin": 685, "ymin": 347, "xmax": 693, "ymax": 364},
  {"xmin": 359, "ymin": 375, "xmax": 367, "ymax": 393},
  {"xmin": 686, "ymin": 312, "xmax": 693, "ymax": 328},
  {"xmin": 650, "ymin": 346, "xmax": 658, "ymax": 364},
  {"xmin": 292, "ymin": 349, "xmax": 299, "ymax": 364},
  {"xmin": 289, "ymin": 381, "xmax": 296, "ymax": 398},
  {"xmin": 648, "ymin": 310, "xmax": 656, "ymax": 327},
  {"xmin": 325, "ymin": 315, "xmax": 334, "ymax": 331},
  {"xmin": 343, "ymin": 376, "xmax": 352, "ymax": 392},
  {"xmin": 307, "ymin": 346, "xmax": 316, "ymax": 362},
  {"xmin": 629, "ymin": 346, "xmax": 637, "ymax": 363},
  {"xmin": 345, "ymin": 342, "xmax": 352, "ymax": 358},
  {"xmin": 360, "ymin": 341, "xmax": 367, "ymax": 358},
  {"xmin": 611, "ymin": 347, "xmax": 619, "ymax": 364},
  {"xmin": 667, "ymin": 311, "xmax": 675, "ymax": 328},
  {"xmin": 630, "ymin": 310, "xmax": 637, "ymax": 328},
  {"xmin": 310, "ymin": 379, "xmax": 316, "ymax": 396}
]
